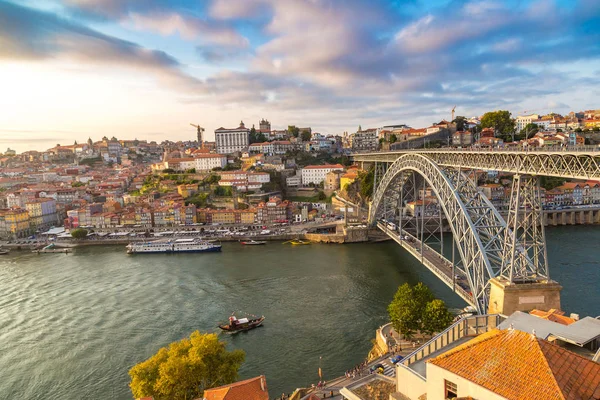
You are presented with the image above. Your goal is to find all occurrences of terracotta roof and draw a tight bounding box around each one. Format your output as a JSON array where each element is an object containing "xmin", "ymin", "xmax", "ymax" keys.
[
  {"xmin": 203, "ymin": 375, "xmax": 269, "ymax": 400},
  {"xmin": 303, "ymin": 164, "xmax": 344, "ymax": 170},
  {"xmin": 530, "ymin": 309, "xmax": 576, "ymax": 326},
  {"xmin": 428, "ymin": 328, "xmax": 600, "ymax": 400}
]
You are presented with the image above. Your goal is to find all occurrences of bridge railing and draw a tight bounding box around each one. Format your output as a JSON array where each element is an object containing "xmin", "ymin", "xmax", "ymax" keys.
[
  {"xmin": 377, "ymin": 223, "xmax": 473, "ymax": 304},
  {"xmin": 352, "ymin": 144, "xmax": 600, "ymax": 155}
]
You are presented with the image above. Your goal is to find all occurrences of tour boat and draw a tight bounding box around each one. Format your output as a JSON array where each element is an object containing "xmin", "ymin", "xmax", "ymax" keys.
[
  {"xmin": 241, "ymin": 240, "xmax": 267, "ymax": 245},
  {"xmin": 126, "ymin": 238, "xmax": 222, "ymax": 254},
  {"xmin": 218, "ymin": 314, "xmax": 265, "ymax": 333}
]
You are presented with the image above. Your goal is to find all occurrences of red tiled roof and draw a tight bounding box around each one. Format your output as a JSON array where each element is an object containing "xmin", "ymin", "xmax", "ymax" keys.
[
  {"xmin": 303, "ymin": 164, "xmax": 344, "ymax": 170},
  {"xmin": 203, "ymin": 375, "xmax": 269, "ymax": 400},
  {"xmin": 428, "ymin": 328, "xmax": 600, "ymax": 400}
]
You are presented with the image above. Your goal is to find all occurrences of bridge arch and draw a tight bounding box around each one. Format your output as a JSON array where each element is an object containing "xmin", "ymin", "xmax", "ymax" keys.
[{"xmin": 369, "ymin": 154, "xmax": 507, "ymax": 312}]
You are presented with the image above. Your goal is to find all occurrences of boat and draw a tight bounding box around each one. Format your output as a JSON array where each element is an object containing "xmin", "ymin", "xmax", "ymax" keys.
[
  {"xmin": 0, "ymin": 248, "xmax": 9, "ymax": 255},
  {"xmin": 218, "ymin": 314, "xmax": 265, "ymax": 333},
  {"xmin": 33, "ymin": 243, "xmax": 71, "ymax": 254},
  {"xmin": 126, "ymin": 238, "xmax": 221, "ymax": 254},
  {"xmin": 284, "ymin": 239, "xmax": 311, "ymax": 245},
  {"xmin": 241, "ymin": 240, "xmax": 267, "ymax": 245}
]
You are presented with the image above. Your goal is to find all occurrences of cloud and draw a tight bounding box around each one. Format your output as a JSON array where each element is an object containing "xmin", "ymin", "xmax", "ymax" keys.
[{"xmin": 0, "ymin": 1, "xmax": 203, "ymax": 91}]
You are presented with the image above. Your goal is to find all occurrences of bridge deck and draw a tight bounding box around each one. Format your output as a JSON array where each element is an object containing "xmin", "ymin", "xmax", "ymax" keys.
[
  {"xmin": 377, "ymin": 222, "xmax": 474, "ymax": 307},
  {"xmin": 353, "ymin": 148, "xmax": 600, "ymax": 180}
]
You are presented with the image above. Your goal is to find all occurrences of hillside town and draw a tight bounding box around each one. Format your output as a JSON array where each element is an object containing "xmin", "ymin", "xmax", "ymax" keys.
[{"xmin": 2, "ymin": 109, "xmax": 600, "ymax": 240}]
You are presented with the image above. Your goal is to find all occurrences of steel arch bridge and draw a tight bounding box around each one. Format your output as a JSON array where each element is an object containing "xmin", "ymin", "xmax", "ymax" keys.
[{"xmin": 352, "ymin": 148, "xmax": 585, "ymax": 313}]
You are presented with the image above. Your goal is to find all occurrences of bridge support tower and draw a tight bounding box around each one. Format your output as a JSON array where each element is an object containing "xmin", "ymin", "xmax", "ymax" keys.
[{"xmin": 488, "ymin": 174, "xmax": 561, "ymax": 315}]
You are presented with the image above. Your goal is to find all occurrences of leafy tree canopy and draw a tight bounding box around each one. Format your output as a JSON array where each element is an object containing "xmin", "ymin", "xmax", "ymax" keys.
[
  {"xmin": 300, "ymin": 130, "xmax": 312, "ymax": 142},
  {"xmin": 288, "ymin": 125, "xmax": 300, "ymax": 138},
  {"xmin": 129, "ymin": 331, "xmax": 245, "ymax": 400},
  {"xmin": 452, "ymin": 116, "xmax": 468, "ymax": 131},
  {"xmin": 388, "ymin": 282, "xmax": 452, "ymax": 338},
  {"xmin": 70, "ymin": 228, "xmax": 88, "ymax": 239},
  {"xmin": 480, "ymin": 110, "xmax": 515, "ymax": 136},
  {"xmin": 389, "ymin": 134, "xmax": 398, "ymax": 143}
]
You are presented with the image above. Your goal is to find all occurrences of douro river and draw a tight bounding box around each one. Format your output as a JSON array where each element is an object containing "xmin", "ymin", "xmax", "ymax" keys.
[{"xmin": 0, "ymin": 226, "xmax": 597, "ymax": 398}]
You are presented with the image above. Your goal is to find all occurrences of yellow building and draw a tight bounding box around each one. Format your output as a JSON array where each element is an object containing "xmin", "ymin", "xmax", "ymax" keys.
[
  {"xmin": 340, "ymin": 171, "xmax": 358, "ymax": 190},
  {"xmin": 177, "ymin": 184, "xmax": 198, "ymax": 199},
  {"xmin": 0, "ymin": 208, "xmax": 31, "ymax": 238},
  {"xmin": 197, "ymin": 209, "xmax": 256, "ymax": 224}
]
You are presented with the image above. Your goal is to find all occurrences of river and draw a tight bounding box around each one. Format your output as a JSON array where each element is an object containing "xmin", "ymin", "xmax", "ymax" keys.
[{"xmin": 0, "ymin": 226, "xmax": 598, "ymax": 399}]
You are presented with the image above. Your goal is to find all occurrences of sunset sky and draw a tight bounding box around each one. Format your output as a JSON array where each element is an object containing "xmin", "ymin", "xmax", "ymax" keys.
[{"xmin": 1, "ymin": 0, "xmax": 599, "ymax": 152}]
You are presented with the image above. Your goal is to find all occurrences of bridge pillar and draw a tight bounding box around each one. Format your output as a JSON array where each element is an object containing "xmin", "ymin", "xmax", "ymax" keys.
[{"xmin": 491, "ymin": 174, "xmax": 561, "ymax": 315}]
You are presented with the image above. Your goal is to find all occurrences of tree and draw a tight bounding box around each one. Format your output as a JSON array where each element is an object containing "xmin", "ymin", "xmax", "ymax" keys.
[
  {"xmin": 317, "ymin": 191, "xmax": 326, "ymax": 200},
  {"xmin": 358, "ymin": 168, "xmax": 374, "ymax": 199},
  {"xmin": 389, "ymin": 134, "xmax": 397, "ymax": 144},
  {"xmin": 480, "ymin": 110, "xmax": 515, "ymax": 138},
  {"xmin": 452, "ymin": 116, "xmax": 468, "ymax": 131},
  {"xmin": 421, "ymin": 299, "xmax": 454, "ymax": 335},
  {"xmin": 575, "ymin": 127, "xmax": 583, "ymax": 133},
  {"xmin": 186, "ymin": 168, "xmax": 196, "ymax": 174},
  {"xmin": 288, "ymin": 125, "xmax": 300, "ymax": 138},
  {"xmin": 520, "ymin": 123, "xmax": 539, "ymax": 139},
  {"xmin": 593, "ymin": 126, "xmax": 600, "ymax": 132},
  {"xmin": 70, "ymin": 228, "xmax": 88, "ymax": 239},
  {"xmin": 300, "ymin": 130, "xmax": 312, "ymax": 142},
  {"xmin": 388, "ymin": 283, "xmax": 421, "ymax": 338},
  {"xmin": 162, "ymin": 168, "xmax": 175, "ymax": 173},
  {"xmin": 387, "ymin": 282, "xmax": 444, "ymax": 338},
  {"xmin": 129, "ymin": 331, "xmax": 245, "ymax": 400}
]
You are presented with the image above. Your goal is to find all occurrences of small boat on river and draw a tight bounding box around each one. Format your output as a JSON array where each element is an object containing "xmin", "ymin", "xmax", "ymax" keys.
[
  {"xmin": 241, "ymin": 240, "xmax": 267, "ymax": 245},
  {"xmin": 218, "ymin": 314, "xmax": 265, "ymax": 333},
  {"xmin": 0, "ymin": 248, "xmax": 9, "ymax": 255},
  {"xmin": 284, "ymin": 239, "xmax": 311, "ymax": 245},
  {"xmin": 33, "ymin": 243, "xmax": 72, "ymax": 254}
]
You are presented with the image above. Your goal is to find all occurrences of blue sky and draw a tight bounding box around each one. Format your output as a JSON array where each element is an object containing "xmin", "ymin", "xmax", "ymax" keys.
[{"xmin": 1, "ymin": 0, "xmax": 599, "ymax": 152}]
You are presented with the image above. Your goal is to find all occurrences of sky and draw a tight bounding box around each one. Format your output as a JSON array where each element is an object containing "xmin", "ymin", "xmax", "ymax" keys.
[{"xmin": 1, "ymin": 0, "xmax": 599, "ymax": 153}]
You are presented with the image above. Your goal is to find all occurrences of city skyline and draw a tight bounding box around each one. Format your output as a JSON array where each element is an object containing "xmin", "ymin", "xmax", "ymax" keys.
[{"xmin": 1, "ymin": 0, "xmax": 600, "ymax": 153}]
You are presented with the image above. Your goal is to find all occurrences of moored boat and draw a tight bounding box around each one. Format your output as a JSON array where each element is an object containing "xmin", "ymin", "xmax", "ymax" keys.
[
  {"xmin": 0, "ymin": 248, "xmax": 9, "ymax": 255},
  {"xmin": 241, "ymin": 240, "xmax": 267, "ymax": 245},
  {"xmin": 218, "ymin": 314, "xmax": 265, "ymax": 333},
  {"xmin": 126, "ymin": 238, "xmax": 222, "ymax": 254},
  {"xmin": 284, "ymin": 239, "xmax": 310, "ymax": 245}
]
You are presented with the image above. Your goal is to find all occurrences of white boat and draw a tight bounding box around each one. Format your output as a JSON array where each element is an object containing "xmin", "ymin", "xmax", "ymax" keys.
[{"xmin": 126, "ymin": 238, "xmax": 221, "ymax": 254}]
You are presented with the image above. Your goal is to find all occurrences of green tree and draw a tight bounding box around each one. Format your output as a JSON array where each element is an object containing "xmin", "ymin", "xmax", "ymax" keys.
[
  {"xmin": 317, "ymin": 191, "xmax": 326, "ymax": 200},
  {"xmin": 480, "ymin": 110, "xmax": 515, "ymax": 138},
  {"xmin": 288, "ymin": 125, "xmax": 300, "ymax": 138},
  {"xmin": 575, "ymin": 127, "xmax": 583, "ymax": 133},
  {"xmin": 387, "ymin": 282, "xmax": 435, "ymax": 338},
  {"xmin": 520, "ymin": 123, "xmax": 539, "ymax": 139},
  {"xmin": 162, "ymin": 168, "xmax": 175, "ymax": 173},
  {"xmin": 421, "ymin": 299, "xmax": 454, "ymax": 335},
  {"xmin": 70, "ymin": 228, "xmax": 88, "ymax": 239},
  {"xmin": 129, "ymin": 331, "xmax": 245, "ymax": 400},
  {"xmin": 452, "ymin": 116, "xmax": 468, "ymax": 131},
  {"xmin": 358, "ymin": 168, "xmax": 374, "ymax": 199},
  {"xmin": 593, "ymin": 126, "xmax": 600, "ymax": 132},
  {"xmin": 186, "ymin": 168, "xmax": 196, "ymax": 174},
  {"xmin": 300, "ymin": 130, "xmax": 312, "ymax": 142},
  {"xmin": 389, "ymin": 134, "xmax": 397, "ymax": 143}
]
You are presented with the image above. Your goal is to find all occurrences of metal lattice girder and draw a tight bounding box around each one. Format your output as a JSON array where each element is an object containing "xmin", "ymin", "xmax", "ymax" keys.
[
  {"xmin": 500, "ymin": 175, "xmax": 549, "ymax": 282},
  {"xmin": 369, "ymin": 154, "xmax": 508, "ymax": 313},
  {"xmin": 353, "ymin": 149, "xmax": 600, "ymax": 180}
]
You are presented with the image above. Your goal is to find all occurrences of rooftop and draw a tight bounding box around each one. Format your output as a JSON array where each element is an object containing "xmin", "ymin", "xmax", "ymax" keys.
[
  {"xmin": 202, "ymin": 375, "xmax": 269, "ymax": 400},
  {"xmin": 428, "ymin": 328, "xmax": 600, "ymax": 400}
]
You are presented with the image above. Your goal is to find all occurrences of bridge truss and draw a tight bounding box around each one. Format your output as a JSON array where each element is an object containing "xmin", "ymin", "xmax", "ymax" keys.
[{"xmin": 368, "ymin": 154, "xmax": 551, "ymax": 313}]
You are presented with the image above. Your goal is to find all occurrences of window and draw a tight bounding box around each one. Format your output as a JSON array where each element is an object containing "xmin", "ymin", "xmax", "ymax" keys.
[{"xmin": 444, "ymin": 379, "xmax": 457, "ymax": 399}]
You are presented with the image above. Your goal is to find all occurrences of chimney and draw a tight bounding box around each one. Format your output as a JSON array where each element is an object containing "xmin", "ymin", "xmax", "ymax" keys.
[
  {"xmin": 531, "ymin": 329, "xmax": 536, "ymax": 339},
  {"xmin": 260, "ymin": 375, "xmax": 266, "ymax": 392},
  {"xmin": 570, "ymin": 313, "xmax": 580, "ymax": 321}
]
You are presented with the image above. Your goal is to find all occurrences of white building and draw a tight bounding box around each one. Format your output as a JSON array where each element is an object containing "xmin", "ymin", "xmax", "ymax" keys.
[
  {"xmin": 300, "ymin": 164, "xmax": 345, "ymax": 186},
  {"xmin": 516, "ymin": 114, "xmax": 540, "ymax": 132},
  {"xmin": 215, "ymin": 121, "xmax": 250, "ymax": 154},
  {"xmin": 248, "ymin": 142, "xmax": 274, "ymax": 154},
  {"xmin": 217, "ymin": 170, "xmax": 270, "ymax": 191},
  {"xmin": 193, "ymin": 154, "xmax": 227, "ymax": 171}
]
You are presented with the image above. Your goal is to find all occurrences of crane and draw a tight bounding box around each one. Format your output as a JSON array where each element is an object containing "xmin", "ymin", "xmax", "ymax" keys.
[
  {"xmin": 190, "ymin": 123, "xmax": 205, "ymax": 149},
  {"xmin": 451, "ymin": 105, "xmax": 456, "ymax": 122}
]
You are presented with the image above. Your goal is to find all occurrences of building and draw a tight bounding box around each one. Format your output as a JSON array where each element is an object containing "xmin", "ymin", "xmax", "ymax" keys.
[
  {"xmin": 340, "ymin": 171, "xmax": 358, "ymax": 190},
  {"xmin": 452, "ymin": 131, "xmax": 473, "ymax": 147},
  {"xmin": 217, "ymin": 171, "xmax": 270, "ymax": 192},
  {"xmin": 25, "ymin": 197, "xmax": 58, "ymax": 229},
  {"xmin": 258, "ymin": 118, "xmax": 271, "ymax": 133},
  {"xmin": 256, "ymin": 197, "xmax": 292, "ymax": 224},
  {"xmin": 215, "ymin": 121, "xmax": 250, "ymax": 154},
  {"xmin": 0, "ymin": 208, "xmax": 31, "ymax": 238},
  {"xmin": 203, "ymin": 375, "xmax": 269, "ymax": 400},
  {"xmin": 391, "ymin": 314, "xmax": 600, "ymax": 400},
  {"xmin": 405, "ymin": 200, "xmax": 439, "ymax": 217},
  {"xmin": 300, "ymin": 164, "xmax": 345, "ymax": 186},
  {"xmin": 351, "ymin": 128, "xmax": 378, "ymax": 151},
  {"xmin": 516, "ymin": 114, "xmax": 540, "ymax": 132},
  {"xmin": 194, "ymin": 154, "xmax": 227, "ymax": 171},
  {"xmin": 248, "ymin": 142, "xmax": 274, "ymax": 154},
  {"xmin": 324, "ymin": 170, "xmax": 343, "ymax": 191},
  {"xmin": 478, "ymin": 183, "xmax": 505, "ymax": 207},
  {"xmin": 197, "ymin": 208, "xmax": 256, "ymax": 224}
]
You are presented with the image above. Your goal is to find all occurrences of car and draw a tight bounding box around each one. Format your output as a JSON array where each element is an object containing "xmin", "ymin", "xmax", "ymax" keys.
[
  {"xmin": 369, "ymin": 363, "xmax": 384, "ymax": 373},
  {"xmin": 390, "ymin": 355, "xmax": 403, "ymax": 364}
]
